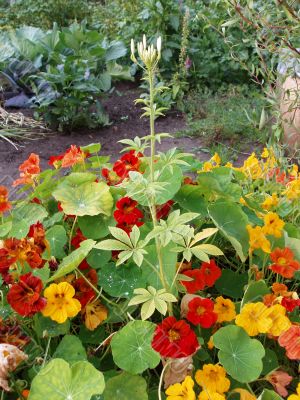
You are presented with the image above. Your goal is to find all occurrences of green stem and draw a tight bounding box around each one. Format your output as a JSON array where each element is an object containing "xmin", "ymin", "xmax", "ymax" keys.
[
  {"xmin": 149, "ymin": 69, "xmax": 156, "ymax": 182},
  {"xmin": 68, "ymin": 216, "xmax": 78, "ymax": 253},
  {"xmin": 42, "ymin": 337, "xmax": 51, "ymax": 368},
  {"xmin": 158, "ymin": 361, "xmax": 171, "ymax": 400}
]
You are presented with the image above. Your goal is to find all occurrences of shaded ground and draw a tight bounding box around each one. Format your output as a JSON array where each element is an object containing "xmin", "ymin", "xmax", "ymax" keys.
[{"xmin": 0, "ymin": 83, "xmax": 259, "ymax": 187}]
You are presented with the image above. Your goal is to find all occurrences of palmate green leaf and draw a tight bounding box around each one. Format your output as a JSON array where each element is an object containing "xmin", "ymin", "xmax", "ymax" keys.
[
  {"xmin": 103, "ymin": 372, "xmax": 148, "ymax": 400},
  {"xmin": 48, "ymin": 239, "xmax": 95, "ymax": 282},
  {"xmin": 208, "ymin": 200, "xmax": 249, "ymax": 262},
  {"xmin": 213, "ymin": 325, "xmax": 265, "ymax": 383},
  {"xmin": 28, "ymin": 359, "xmax": 105, "ymax": 400},
  {"xmin": 111, "ymin": 321, "xmax": 160, "ymax": 374},
  {"xmin": 53, "ymin": 181, "xmax": 113, "ymax": 217}
]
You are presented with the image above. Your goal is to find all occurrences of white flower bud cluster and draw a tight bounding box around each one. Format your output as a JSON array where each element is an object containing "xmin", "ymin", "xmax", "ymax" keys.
[{"xmin": 131, "ymin": 35, "xmax": 162, "ymax": 69}]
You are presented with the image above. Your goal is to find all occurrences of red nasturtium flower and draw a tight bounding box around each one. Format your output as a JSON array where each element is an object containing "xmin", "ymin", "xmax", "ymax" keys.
[
  {"xmin": 151, "ymin": 316, "xmax": 199, "ymax": 358},
  {"xmin": 0, "ymin": 186, "xmax": 11, "ymax": 214},
  {"xmin": 114, "ymin": 197, "xmax": 144, "ymax": 225},
  {"xmin": 113, "ymin": 150, "xmax": 142, "ymax": 179},
  {"xmin": 156, "ymin": 200, "xmax": 174, "ymax": 220},
  {"xmin": 181, "ymin": 269, "xmax": 205, "ymax": 294},
  {"xmin": 278, "ymin": 325, "xmax": 300, "ymax": 360},
  {"xmin": 186, "ymin": 297, "xmax": 217, "ymax": 328},
  {"xmin": 198, "ymin": 259, "xmax": 222, "ymax": 288},
  {"xmin": 13, "ymin": 153, "xmax": 40, "ymax": 186},
  {"xmin": 269, "ymin": 247, "xmax": 300, "ymax": 278},
  {"xmin": 281, "ymin": 297, "xmax": 300, "ymax": 312},
  {"xmin": 71, "ymin": 229, "xmax": 87, "ymax": 249},
  {"xmin": 74, "ymin": 269, "xmax": 98, "ymax": 308},
  {"xmin": 101, "ymin": 168, "xmax": 121, "ymax": 186},
  {"xmin": 7, "ymin": 273, "xmax": 46, "ymax": 317}
]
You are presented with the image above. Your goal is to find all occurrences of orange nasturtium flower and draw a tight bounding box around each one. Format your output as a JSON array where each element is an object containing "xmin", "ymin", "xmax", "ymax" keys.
[
  {"xmin": 247, "ymin": 225, "xmax": 271, "ymax": 254},
  {"xmin": 42, "ymin": 282, "xmax": 81, "ymax": 323},
  {"xmin": 83, "ymin": 300, "xmax": 108, "ymax": 331},
  {"xmin": 165, "ymin": 376, "xmax": 196, "ymax": 400},
  {"xmin": 269, "ymin": 247, "xmax": 300, "ymax": 279},
  {"xmin": 198, "ymin": 391, "xmax": 226, "ymax": 400},
  {"xmin": 195, "ymin": 364, "xmax": 230, "ymax": 395},
  {"xmin": 0, "ymin": 186, "xmax": 11, "ymax": 214},
  {"xmin": 235, "ymin": 302, "xmax": 273, "ymax": 336},
  {"xmin": 13, "ymin": 153, "xmax": 40, "ymax": 186},
  {"xmin": 263, "ymin": 212, "xmax": 285, "ymax": 238},
  {"xmin": 213, "ymin": 296, "xmax": 236, "ymax": 323}
]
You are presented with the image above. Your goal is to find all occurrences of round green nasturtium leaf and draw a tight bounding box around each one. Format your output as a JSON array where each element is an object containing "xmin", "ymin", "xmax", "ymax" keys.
[
  {"xmin": 9, "ymin": 220, "xmax": 29, "ymax": 239},
  {"xmin": 49, "ymin": 239, "xmax": 95, "ymax": 282},
  {"xmin": 103, "ymin": 372, "xmax": 148, "ymax": 400},
  {"xmin": 86, "ymin": 249, "xmax": 111, "ymax": 269},
  {"xmin": 28, "ymin": 359, "xmax": 105, "ymax": 400},
  {"xmin": 53, "ymin": 181, "xmax": 113, "ymax": 217},
  {"xmin": 78, "ymin": 214, "xmax": 116, "ymax": 239},
  {"xmin": 45, "ymin": 225, "xmax": 67, "ymax": 259},
  {"xmin": 33, "ymin": 314, "xmax": 70, "ymax": 338},
  {"xmin": 111, "ymin": 320, "xmax": 160, "ymax": 374},
  {"xmin": 213, "ymin": 325, "xmax": 265, "ymax": 383},
  {"xmin": 12, "ymin": 203, "xmax": 48, "ymax": 225},
  {"xmin": 175, "ymin": 184, "xmax": 208, "ymax": 215},
  {"xmin": 79, "ymin": 325, "xmax": 106, "ymax": 345},
  {"xmin": 215, "ymin": 270, "xmax": 248, "ymax": 299},
  {"xmin": 0, "ymin": 221, "xmax": 12, "ymax": 238},
  {"xmin": 98, "ymin": 262, "xmax": 146, "ymax": 298},
  {"xmin": 53, "ymin": 335, "xmax": 87, "ymax": 365}
]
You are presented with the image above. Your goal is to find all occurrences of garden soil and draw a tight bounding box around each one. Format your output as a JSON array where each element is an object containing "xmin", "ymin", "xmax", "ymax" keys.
[{"xmin": 0, "ymin": 83, "xmax": 257, "ymax": 188}]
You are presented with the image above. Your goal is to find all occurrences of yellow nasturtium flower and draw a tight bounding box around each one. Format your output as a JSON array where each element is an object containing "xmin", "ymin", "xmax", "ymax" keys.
[
  {"xmin": 261, "ymin": 193, "xmax": 279, "ymax": 210},
  {"xmin": 235, "ymin": 302, "xmax": 273, "ymax": 336},
  {"xmin": 198, "ymin": 391, "xmax": 226, "ymax": 400},
  {"xmin": 247, "ymin": 225, "xmax": 271, "ymax": 254},
  {"xmin": 284, "ymin": 179, "xmax": 300, "ymax": 200},
  {"xmin": 195, "ymin": 364, "xmax": 230, "ymax": 395},
  {"xmin": 262, "ymin": 212, "xmax": 285, "ymax": 238},
  {"xmin": 214, "ymin": 296, "xmax": 236, "ymax": 323},
  {"xmin": 239, "ymin": 153, "xmax": 263, "ymax": 180},
  {"xmin": 267, "ymin": 304, "xmax": 292, "ymax": 337},
  {"xmin": 165, "ymin": 376, "xmax": 196, "ymax": 400},
  {"xmin": 42, "ymin": 282, "xmax": 81, "ymax": 323}
]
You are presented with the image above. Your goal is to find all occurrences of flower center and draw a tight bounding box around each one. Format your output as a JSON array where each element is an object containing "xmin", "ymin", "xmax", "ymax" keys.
[
  {"xmin": 196, "ymin": 306, "xmax": 205, "ymax": 315},
  {"xmin": 278, "ymin": 257, "xmax": 287, "ymax": 265},
  {"xmin": 168, "ymin": 329, "xmax": 181, "ymax": 342}
]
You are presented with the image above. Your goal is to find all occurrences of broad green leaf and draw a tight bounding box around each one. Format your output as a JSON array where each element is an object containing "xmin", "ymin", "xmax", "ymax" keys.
[
  {"xmin": 46, "ymin": 225, "xmax": 67, "ymax": 259},
  {"xmin": 257, "ymin": 390, "xmax": 283, "ymax": 400},
  {"xmin": 285, "ymin": 235, "xmax": 300, "ymax": 261},
  {"xmin": 175, "ymin": 185, "xmax": 208, "ymax": 215},
  {"xmin": 86, "ymin": 249, "xmax": 111, "ymax": 269},
  {"xmin": 111, "ymin": 320, "xmax": 160, "ymax": 374},
  {"xmin": 53, "ymin": 335, "xmax": 87, "ymax": 365},
  {"xmin": 103, "ymin": 372, "xmax": 148, "ymax": 400},
  {"xmin": 241, "ymin": 280, "xmax": 270, "ymax": 308},
  {"xmin": 142, "ymin": 244, "xmax": 177, "ymax": 293},
  {"xmin": 12, "ymin": 203, "xmax": 48, "ymax": 225},
  {"xmin": 32, "ymin": 265, "xmax": 50, "ymax": 284},
  {"xmin": 262, "ymin": 349, "xmax": 278, "ymax": 376},
  {"xmin": 9, "ymin": 220, "xmax": 29, "ymax": 239},
  {"xmin": 208, "ymin": 200, "xmax": 249, "ymax": 262},
  {"xmin": 98, "ymin": 263, "xmax": 146, "ymax": 298},
  {"xmin": 49, "ymin": 239, "xmax": 95, "ymax": 281},
  {"xmin": 53, "ymin": 181, "xmax": 113, "ymax": 217},
  {"xmin": 33, "ymin": 314, "xmax": 70, "ymax": 338},
  {"xmin": 213, "ymin": 325, "xmax": 265, "ymax": 383},
  {"xmin": 79, "ymin": 325, "xmax": 106, "ymax": 345},
  {"xmin": 78, "ymin": 215, "xmax": 116, "ymax": 239},
  {"xmin": 28, "ymin": 359, "xmax": 105, "ymax": 400},
  {"xmin": 0, "ymin": 221, "xmax": 12, "ymax": 238},
  {"xmin": 81, "ymin": 143, "xmax": 101, "ymax": 154},
  {"xmin": 215, "ymin": 270, "xmax": 248, "ymax": 299}
]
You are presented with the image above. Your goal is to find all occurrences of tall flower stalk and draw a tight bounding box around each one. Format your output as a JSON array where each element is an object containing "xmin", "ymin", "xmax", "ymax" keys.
[{"xmin": 131, "ymin": 36, "xmax": 171, "ymax": 308}]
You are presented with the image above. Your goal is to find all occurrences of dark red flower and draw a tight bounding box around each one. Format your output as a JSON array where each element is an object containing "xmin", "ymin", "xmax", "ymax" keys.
[
  {"xmin": 7, "ymin": 273, "xmax": 46, "ymax": 317},
  {"xmin": 114, "ymin": 197, "xmax": 144, "ymax": 225},
  {"xmin": 198, "ymin": 259, "xmax": 222, "ymax": 288},
  {"xmin": 48, "ymin": 153, "xmax": 64, "ymax": 167},
  {"xmin": 180, "ymin": 269, "xmax": 205, "ymax": 294},
  {"xmin": 113, "ymin": 150, "xmax": 142, "ymax": 179},
  {"xmin": 0, "ymin": 186, "xmax": 11, "ymax": 214},
  {"xmin": 183, "ymin": 177, "xmax": 198, "ymax": 185},
  {"xmin": 28, "ymin": 222, "xmax": 47, "ymax": 249},
  {"xmin": 186, "ymin": 297, "xmax": 217, "ymax": 328},
  {"xmin": 0, "ymin": 248, "xmax": 16, "ymax": 276},
  {"xmin": 74, "ymin": 269, "xmax": 98, "ymax": 307},
  {"xmin": 281, "ymin": 297, "xmax": 300, "ymax": 312},
  {"xmin": 102, "ymin": 168, "xmax": 121, "ymax": 186},
  {"xmin": 156, "ymin": 200, "xmax": 174, "ymax": 220},
  {"xmin": 116, "ymin": 220, "xmax": 144, "ymax": 235},
  {"xmin": 71, "ymin": 229, "xmax": 87, "ymax": 249},
  {"xmin": 151, "ymin": 316, "xmax": 199, "ymax": 358}
]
